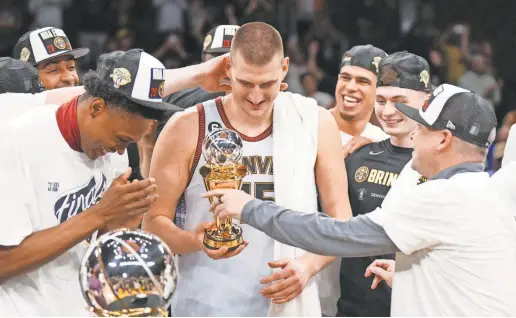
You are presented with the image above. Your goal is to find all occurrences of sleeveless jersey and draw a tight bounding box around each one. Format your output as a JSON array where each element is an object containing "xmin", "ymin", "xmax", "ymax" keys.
[{"xmin": 170, "ymin": 97, "xmax": 275, "ymax": 317}]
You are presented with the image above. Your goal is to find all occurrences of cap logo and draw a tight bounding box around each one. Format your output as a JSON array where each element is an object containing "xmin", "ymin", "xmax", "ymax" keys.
[
  {"xmin": 203, "ymin": 34, "xmax": 213, "ymax": 51},
  {"xmin": 343, "ymin": 56, "xmax": 352, "ymax": 63},
  {"xmin": 446, "ymin": 120, "xmax": 456, "ymax": 131},
  {"xmin": 54, "ymin": 37, "xmax": 67, "ymax": 50},
  {"xmin": 110, "ymin": 68, "xmax": 132, "ymax": 88},
  {"xmin": 20, "ymin": 47, "xmax": 31, "ymax": 62},
  {"xmin": 372, "ymin": 56, "xmax": 382, "ymax": 73},
  {"xmin": 420, "ymin": 70, "xmax": 430, "ymax": 88},
  {"xmin": 149, "ymin": 68, "xmax": 165, "ymax": 99}
]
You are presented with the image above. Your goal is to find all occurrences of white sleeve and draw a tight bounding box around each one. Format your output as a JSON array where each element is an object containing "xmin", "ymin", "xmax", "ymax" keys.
[
  {"xmin": 502, "ymin": 124, "xmax": 516, "ymax": 167},
  {"xmin": 0, "ymin": 92, "xmax": 48, "ymax": 107},
  {"xmin": 491, "ymin": 162, "xmax": 516, "ymax": 215},
  {"xmin": 0, "ymin": 136, "xmax": 37, "ymax": 246},
  {"xmin": 368, "ymin": 183, "xmax": 447, "ymax": 255}
]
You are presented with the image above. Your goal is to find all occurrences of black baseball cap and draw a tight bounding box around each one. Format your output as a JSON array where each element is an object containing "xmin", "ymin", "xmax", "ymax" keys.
[
  {"xmin": 377, "ymin": 51, "xmax": 431, "ymax": 92},
  {"xmin": 203, "ymin": 25, "xmax": 240, "ymax": 54},
  {"xmin": 93, "ymin": 49, "xmax": 183, "ymax": 112},
  {"xmin": 0, "ymin": 57, "xmax": 44, "ymax": 94},
  {"xmin": 340, "ymin": 45, "xmax": 388, "ymax": 75},
  {"xmin": 395, "ymin": 84, "xmax": 496, "ymax": 147},
  {"xmin": 13, "ymin": 27, "xmax": 89, "ymax": 66}
]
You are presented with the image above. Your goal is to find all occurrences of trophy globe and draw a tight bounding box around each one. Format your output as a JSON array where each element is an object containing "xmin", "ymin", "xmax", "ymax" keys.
[
  {"xmin": 79, "ymin": 229, "xmax": 178, "ymax": 317},
  {"xmin": 202, "ymin": 128, "xmax": 244, "ymax": 167}
]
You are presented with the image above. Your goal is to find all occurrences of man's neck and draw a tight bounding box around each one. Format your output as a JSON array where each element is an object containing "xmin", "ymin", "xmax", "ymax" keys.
[
  {"xmin": 390, "ymin": 134, "xmax": 413, "ymax": 148},
  {"xmin": 330, "ymin": 107, "xmax": 370, "ymax": 137},
  {"xmin": 222, "ymin": 95, "xmax": 273, "ymax": 136}
]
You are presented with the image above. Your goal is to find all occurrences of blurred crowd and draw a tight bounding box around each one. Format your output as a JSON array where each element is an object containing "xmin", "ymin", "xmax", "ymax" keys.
[{"xmin": 1, "ymin": 0, "xmax": 514, "ymax": 170}]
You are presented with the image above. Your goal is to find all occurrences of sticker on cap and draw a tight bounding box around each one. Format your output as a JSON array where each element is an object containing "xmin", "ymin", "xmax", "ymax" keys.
[
  {"xmin": 54, "ymin": 37, "xmax": 67, "ymax": 50},
  {"xmin": 420, "ymin": 70, "xmax": 430, "ymax": 88},
  {"xmin": 20, "ymin": 47, "xmax": 31, "ymax": 62},
  {"xmin": 372, "ymin": 56, "xmax": 382, "ymax": 73},
  {"xmin": 38, "ymin": 28, "xmax": 72, "ymax": 55},
  {"xmin": 149, "ymin": 68, "xmax": 165, "ymax": 99},
  {"xmin": 110, "ymin": 68, "xmax": 132, "ymax": 88},
  {"xmin": 203, "ymin": 34, "xmax": 212, "ymax": 51}
]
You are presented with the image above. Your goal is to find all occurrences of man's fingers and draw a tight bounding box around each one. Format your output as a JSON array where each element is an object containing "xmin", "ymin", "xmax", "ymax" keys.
[
  {"xmin": 371, "ymin": 275, "xmax": 382, "ymax": 290},
  {"xmin": 202, "ymin": 189, "xmax": 231, "ymax": 198},
  {"xmin": 272, "ymin": 291, "xmax": 298, "ymax": 304},
  {"xmin": 116, "ymin": 168, "xmax": 133, "ymax": 183},
  {"xmin": 213, "ymin": 203, "xmax": 227, "ymax": 218},
  {"xmin": 204, "ymin": 242, "xmax": 248, "ymax": 260},
  {"xmin": 261, "ymin": 276, "xmax": 297, "ymax": 298},
  {"xmin": 120, "ymin": 178, "xmax": 155, "ymax": 193},
  {"xmin": 260, "ymin": 267, "xmax": 295, "ymax": 284},
  {"xmin": 124, "ymin": 184, "xmax": 158, "ymax": 202},
  {"xmin": 124, "ymin": 194, "xmax": 159, "ymax": 211},
  {"xmin": 268, "ymin": 259, "xmax": 289, "ymax": 269}
]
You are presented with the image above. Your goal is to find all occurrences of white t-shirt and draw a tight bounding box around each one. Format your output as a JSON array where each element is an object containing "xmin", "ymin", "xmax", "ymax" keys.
[
  {"xmin": 502, "ymin": 124, "xmax": 516, "ymax": 167},
  {"xmin": 0, "ymin": 106, "xmax": 127, "ymax": 316},
  {"xmin": 369, "ymin": 171, "xmax": 516, "ymax": 316},
  {"xmin": 0, "ymin": 92, "xmax": 47, "ymax": 128},
  {"xmin": 340, "ymin": 122, "xmax": 388, "ymax": 145}
]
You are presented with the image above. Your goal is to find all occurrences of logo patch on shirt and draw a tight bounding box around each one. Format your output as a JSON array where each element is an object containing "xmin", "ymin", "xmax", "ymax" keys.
[
  {"xmin": 53, "ymin": 173, "xmax": 107, "ymax": 224},
  {"xmin": 355, "ymin": 166, "xmax": 369, "ymax": 182},
  {"xmin": 47, "ymin": 182, "xmax": 60, "ymax": 192}
]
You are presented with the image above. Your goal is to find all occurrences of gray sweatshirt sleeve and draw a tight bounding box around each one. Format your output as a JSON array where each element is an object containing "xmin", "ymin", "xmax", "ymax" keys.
[{"xmin": 241, "ymin": 200, "xmax": 400, "ymax": 257}]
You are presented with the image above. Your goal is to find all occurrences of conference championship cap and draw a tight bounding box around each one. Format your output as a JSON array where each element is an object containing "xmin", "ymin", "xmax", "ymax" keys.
[
  {"xmin": 94, "ymin": 49, "xmax": 183, "ymax": 112},
  {"xmin": 377, "ymin": 51, "xmax": 431, "ymax": 92},
  {"xmin": 340, "ymin": 44, "xmax": 388, "ymax": 75},
  {"xmin": 395, "ymin": 84, "xmax": 497, "ymax": 147},
  {"xmin": 203, "ymin": 25, "xmax": 240, "ymax": 54},
  {"xmin": 13, "ymin": 27, "xmax": 89, "ymax": 65},
  {"xmin": 0, "ymin": 57, "xmax": 44, "ymax": 94}
]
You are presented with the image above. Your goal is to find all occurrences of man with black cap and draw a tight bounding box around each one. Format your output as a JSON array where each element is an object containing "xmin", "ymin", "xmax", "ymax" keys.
[
  {"xmin": 338, "ymin": 51, "xmax": 431, "ymax": 317},
  {"xmin": 203, "ymin": 84, "xmax": 516, "ymax": 316},
  {"xmin": 0, "ymin": 49, "xmax": 183, "ymax": 316},
  {"xmin": 331, "ymin": 45, "xmax": 389, "ymax": 146},
  {"xmin": 13, "ymin": 27, "xmax": 89, "ymax": 90}
]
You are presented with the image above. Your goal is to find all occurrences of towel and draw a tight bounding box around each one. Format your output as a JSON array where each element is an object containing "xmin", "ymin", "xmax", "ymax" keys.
[{"xmin": 269, "ymin": 92, "xmax": 321, "ymax": 317}]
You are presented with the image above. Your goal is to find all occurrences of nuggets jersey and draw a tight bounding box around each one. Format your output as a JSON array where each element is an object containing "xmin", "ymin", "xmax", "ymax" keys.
[{"xmin": 170, "ymin": 98, "xmax": 276, "ymax": 317}]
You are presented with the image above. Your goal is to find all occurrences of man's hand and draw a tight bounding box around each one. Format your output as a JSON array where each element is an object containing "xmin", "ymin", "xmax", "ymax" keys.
[
  {"xmin": 194, "ymin": 221, "xmax": 248, "ymax": 260},
  {"xmin": 196, "ymin": 54, "xmax": 232, "ymax": 93},
  {"xmin": 201, "ymin": 189, "xmax": 255, "ymax": 220},
  {"xmin": 364, "ymin": 259, "xmax": 395, "ymax": 289},
  {"xmin": 260, "ymin": 258, "xmax": 312, "ymax": 304},
  {"xmin": 342, "ymin": 136, "xmax": 373, "ymax": 158}
]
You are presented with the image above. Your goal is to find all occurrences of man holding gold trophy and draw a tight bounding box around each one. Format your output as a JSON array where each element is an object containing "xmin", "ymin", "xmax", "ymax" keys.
[{"xmin": 143, "ymin": 22, "xmax": 351, "ymax": 317}]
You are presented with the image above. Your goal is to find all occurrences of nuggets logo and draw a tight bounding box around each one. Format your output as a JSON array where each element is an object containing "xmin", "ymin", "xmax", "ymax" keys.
[
  {"xmin": 355, "ymin": 166, "xmax": 369, "ymax": 183},
  {"xmin": 54, "ymin": 174, "xmax": 107, "ymax": 224},
  {"xmin": 110, "ymin": 68, "xmax": 132, "ymax": 88},
  {"xmin": 54, "ymin": 37, "xmax": 67, "ymax": 50}
]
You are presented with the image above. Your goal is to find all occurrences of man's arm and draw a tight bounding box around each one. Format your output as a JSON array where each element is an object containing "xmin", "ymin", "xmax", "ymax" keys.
[
  {"xmin": 142, "ymin": 110, "xmax": 202, "ymax": 254},
  {"xmin": 300, "ymin": 108, "xmax": 352, "ymax": 275},
  {"xmin": 242, "ymin": 200, "xmax": 399, "ymax": 257},
  {"xmin": 0, "ymin": 208, "xmax": 103, "ymax": 280}
]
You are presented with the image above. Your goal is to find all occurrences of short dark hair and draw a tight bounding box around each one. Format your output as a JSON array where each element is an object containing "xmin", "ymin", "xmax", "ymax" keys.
[
  {"xmin": 230, "ymin": 22, "xmax": 283, "ymax": 65},
  {"xmin": 82, "ymin": 71, "xmax": 164, "ymax": 121}
]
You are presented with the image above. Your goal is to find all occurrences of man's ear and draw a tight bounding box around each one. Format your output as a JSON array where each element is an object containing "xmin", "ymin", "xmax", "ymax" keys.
[
  {"xmin": 436, "ymin": 130, "xmax": 453, "ymax": 152},
  {"xmin": 89, "ymin": 98, "xmax": 107, "ymax": 119}
]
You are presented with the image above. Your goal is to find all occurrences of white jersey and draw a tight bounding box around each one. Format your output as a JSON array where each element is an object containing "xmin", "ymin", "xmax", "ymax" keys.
[
  {"xmin": 340, "ymin": 122, "xmax": 388, "ymax": 145},
  {"xmin": 170, "ymin": 98, "xmax": 275, "ymax": 317},
  {"xmin": 0, "ymin": 106, "xmax": 127, "ymax": 316}
]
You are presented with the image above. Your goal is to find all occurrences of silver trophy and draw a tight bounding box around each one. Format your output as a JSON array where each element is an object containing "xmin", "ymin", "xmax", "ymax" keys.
[{"xmin": 79, "ymin": 229, "xmax": 178, "ymax": 317}]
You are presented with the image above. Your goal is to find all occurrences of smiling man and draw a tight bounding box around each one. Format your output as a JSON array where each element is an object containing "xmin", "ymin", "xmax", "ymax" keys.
[
  {"xmin": 13, "ymin": 27, "xmax": 89, "ymax": 89},
  {"xmin": 339, "ymin": 51, "xmax": 431, "ymax": 317},
  {"xmin": 331, "ymin": 45, "xmax": 389, "ymax": 145}
]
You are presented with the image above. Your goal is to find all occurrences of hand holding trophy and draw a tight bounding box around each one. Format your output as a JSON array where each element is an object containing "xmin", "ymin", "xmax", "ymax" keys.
[{"xmin": 200, "ymin": 127, "xmax": 248, "ymax": 252}]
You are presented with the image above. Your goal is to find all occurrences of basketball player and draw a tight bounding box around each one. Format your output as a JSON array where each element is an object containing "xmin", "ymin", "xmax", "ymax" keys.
[
  {"xmin": 13, "ymin": 27, "xmax": 89, "ymax": 89},
  {"xmin": 338, "ymin": 52, "xmax": 431, "ymax": 317},
  {"xmin": 143, "ymin": 22, "xmax": 350, "ymax": 316},
  {"xmin": 331, "ymin": 45, "xmax": 389, "ymax": 146},
  {"xmin": 0, "ymin": 48, "xmax": 231, "ymax": 316}
]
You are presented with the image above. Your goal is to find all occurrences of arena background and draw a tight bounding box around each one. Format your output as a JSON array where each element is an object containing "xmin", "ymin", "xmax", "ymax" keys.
[{"xmin": 2, "ymin": 0, "xmax": 515, "ymax": 170}]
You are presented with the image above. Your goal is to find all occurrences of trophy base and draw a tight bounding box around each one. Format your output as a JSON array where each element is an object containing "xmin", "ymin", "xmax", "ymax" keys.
[{"xmin": 203, "ymin": 224, "xmax": 244, "ymax": 252}]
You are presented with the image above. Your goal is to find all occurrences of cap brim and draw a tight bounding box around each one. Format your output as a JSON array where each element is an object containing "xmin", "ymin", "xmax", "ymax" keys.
[
  {"xmin": 394, "ymin": 103, "xmax": 431, "ymax": 127},
  {"xmin": 203, "ymin": 48, "xmax": 230, "ymax": 54},
  {"xmin": 35, "ymin": 48, "xmax": 90, "ymax": 65},
  {"xmin": 125, "ymin": 95, "xmax": 184, "ymax": 112}
]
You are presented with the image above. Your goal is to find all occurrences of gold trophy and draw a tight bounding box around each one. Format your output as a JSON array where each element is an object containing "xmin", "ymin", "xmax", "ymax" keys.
[{"xmin": 200, "ymin": 128, "xmax": 247, "ymax": 251}]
